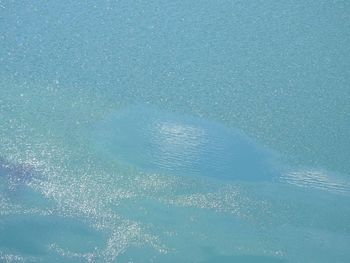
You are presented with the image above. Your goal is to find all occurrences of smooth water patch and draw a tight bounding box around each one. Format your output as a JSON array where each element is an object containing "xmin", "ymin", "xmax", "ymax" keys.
[
  {"xmin": 93, "ymin": 105, "xmax": 279, "ymax": 181},
  {"xmin": 0, "ymin": 214, "xmax": 106, "ymax": 261},
  {"xmin": 92, "ymin": 104, "xmax": 350, "ymax": 197}
]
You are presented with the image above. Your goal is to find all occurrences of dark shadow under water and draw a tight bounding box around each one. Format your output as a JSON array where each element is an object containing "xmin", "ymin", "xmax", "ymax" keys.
[{"xmin": 0, "ymin": 157, "xmax": 37, "ymax": 193}]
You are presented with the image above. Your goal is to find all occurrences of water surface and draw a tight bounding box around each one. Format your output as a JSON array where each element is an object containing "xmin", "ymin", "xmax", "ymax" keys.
[{"xmin": 1, "ymin": 1, "xmax": 349, "ymax": 262}]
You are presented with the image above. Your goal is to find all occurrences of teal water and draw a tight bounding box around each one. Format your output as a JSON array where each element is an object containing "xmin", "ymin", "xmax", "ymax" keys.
[{"xmin": 1, "ymin": 1, "xmax": 350, "ymax": 262}]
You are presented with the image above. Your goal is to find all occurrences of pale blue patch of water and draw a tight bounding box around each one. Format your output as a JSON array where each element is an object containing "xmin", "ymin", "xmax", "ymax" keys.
[
  {"xmin": 1, "ymin": 0, "xmax": 350, "ymax": 262},
  {"xmin": 93, "ymin": 104, "xmax": 279, "ymax": 182}
]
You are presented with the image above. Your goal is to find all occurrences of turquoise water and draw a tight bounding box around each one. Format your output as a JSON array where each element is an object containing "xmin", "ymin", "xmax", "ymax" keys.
[{"xmin": 1, "ymin": 1, "xmax": 350, "ymax": 262}]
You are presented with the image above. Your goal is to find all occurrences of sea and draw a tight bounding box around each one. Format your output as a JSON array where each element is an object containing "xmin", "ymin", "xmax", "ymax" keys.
[{"xmin": 0, "ymin": 1, "xmax": 349, "ymax": 262}]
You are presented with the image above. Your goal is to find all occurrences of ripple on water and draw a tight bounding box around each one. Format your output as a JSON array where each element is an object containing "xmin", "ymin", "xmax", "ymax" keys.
[{"xmin": 93, "ymin": 104, "xmax": 279, "ymax": 181}]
